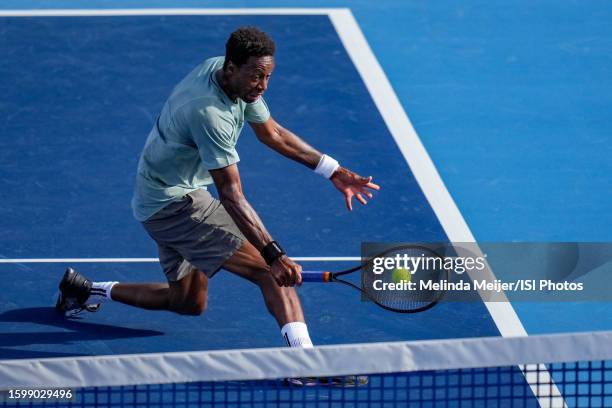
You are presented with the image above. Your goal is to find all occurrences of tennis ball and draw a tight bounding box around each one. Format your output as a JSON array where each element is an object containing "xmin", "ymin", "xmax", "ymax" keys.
[{"xmin": 391, "ymin": 267, "xmax": 412, "ymax": 284}]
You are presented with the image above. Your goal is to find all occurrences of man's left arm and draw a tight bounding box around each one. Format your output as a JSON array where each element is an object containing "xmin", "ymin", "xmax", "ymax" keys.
[{"xmin": 249, "ymin": 117, "xmax": 380, "ymax": 210}]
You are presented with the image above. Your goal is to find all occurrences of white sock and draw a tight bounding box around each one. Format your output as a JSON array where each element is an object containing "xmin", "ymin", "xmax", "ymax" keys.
[
  {"xmin": 89, "ymin": 281, "xmax": 118, "ymax": 303},
  {"xmin": 281, "ymin": 322, "xmax": 314, "ymax": 348}
]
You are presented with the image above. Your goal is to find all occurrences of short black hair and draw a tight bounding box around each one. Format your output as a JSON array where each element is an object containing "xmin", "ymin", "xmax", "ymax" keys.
[{"xmin": 224, "ymin": 27, "xmax": 276, "ymax": 69}]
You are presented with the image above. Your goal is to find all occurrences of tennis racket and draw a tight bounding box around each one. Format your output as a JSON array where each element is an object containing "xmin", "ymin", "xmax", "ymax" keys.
[{"xmin": 301, "ymin": 245, "xmax": 449, "ymax": 313}]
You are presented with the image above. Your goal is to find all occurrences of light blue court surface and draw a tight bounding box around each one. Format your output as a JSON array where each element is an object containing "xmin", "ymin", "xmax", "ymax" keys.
[{"xmin": 1, "ymin": 2, "xmax": 612, "ymax": 362}]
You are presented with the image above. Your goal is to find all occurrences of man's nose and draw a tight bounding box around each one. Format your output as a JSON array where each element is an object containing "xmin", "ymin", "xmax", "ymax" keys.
[{"xmin": 258, "ymin": 78, "xmax": 269, "ymax": 92}]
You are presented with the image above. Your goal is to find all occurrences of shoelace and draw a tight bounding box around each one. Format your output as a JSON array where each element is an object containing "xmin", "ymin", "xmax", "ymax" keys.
[{"xmin": 60, "ymin": 296, "xmax": 101, "ymax": 317}]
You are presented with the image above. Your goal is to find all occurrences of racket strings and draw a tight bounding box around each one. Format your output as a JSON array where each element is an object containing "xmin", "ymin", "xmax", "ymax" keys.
[{"xmin": 360, "ymin": 247, "xmax": 448, "ymax": 312}]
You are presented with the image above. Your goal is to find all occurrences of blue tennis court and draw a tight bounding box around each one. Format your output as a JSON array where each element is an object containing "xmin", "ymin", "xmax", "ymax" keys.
[
  {"xmin": 0, "ymin": 10, "xmax": 502, "ymax": 358},
  {"xmin": 1, "ymin": 3, "xmax": 611, "ymax": 407}
]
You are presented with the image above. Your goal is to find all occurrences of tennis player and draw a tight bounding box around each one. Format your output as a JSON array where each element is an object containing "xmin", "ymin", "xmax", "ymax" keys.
[{"xmin": 56, "ymin": 27, "xmax": 379, "ymax": 358}]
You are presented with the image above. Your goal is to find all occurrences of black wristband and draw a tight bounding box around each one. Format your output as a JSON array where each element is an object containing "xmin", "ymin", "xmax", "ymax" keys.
[{"xmin": 261, "ymin": 241, "xmax": 286, "ymax": 266}]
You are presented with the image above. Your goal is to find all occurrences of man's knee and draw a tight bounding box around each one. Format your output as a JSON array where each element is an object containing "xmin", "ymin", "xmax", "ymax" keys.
[
  {"xmin": 169, "ymin": 270, "xmax": 208, "ymax": 316},
  {"xmin": 171, "ymin": 296, "xmax": 207, "ymax": 316}
]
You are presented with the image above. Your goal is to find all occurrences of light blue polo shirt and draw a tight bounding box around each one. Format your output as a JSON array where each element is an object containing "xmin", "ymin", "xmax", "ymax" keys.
[{"xmin": 131, "ymin": 57, "xmax": 270, "ymax": 221}]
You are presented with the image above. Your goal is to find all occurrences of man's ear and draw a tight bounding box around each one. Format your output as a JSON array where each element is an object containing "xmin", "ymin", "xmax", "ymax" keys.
[{"xmin": 226, "ymin": 60, "xmax": 237, "ymax": 76}]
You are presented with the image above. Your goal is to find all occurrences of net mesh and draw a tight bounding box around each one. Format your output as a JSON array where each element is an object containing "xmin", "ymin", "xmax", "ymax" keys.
[{"xmin": 1, "ymin": 331, "xmax": 611, "ymax": 407}]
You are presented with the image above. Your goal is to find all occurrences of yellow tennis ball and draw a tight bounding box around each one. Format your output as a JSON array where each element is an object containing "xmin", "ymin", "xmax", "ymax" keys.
[{"xmin": 391, "ymin": 267, "xmax": 412, "ymax": 284}]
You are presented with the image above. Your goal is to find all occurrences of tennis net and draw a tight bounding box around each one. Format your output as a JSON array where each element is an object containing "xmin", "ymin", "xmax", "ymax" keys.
[{"xmin": 1, "ymin": 330, "xmax": 611, "ymax": 407}]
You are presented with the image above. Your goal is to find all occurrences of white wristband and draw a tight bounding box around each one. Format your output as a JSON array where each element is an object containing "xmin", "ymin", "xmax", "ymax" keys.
[{"xmin": 314, "ymin": 154, "xmax": 340, "ymax": 179}]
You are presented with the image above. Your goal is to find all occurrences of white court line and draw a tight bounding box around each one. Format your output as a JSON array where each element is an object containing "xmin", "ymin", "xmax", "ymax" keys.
[
  {"xmin": 0, "ymin": 8, "xmax": 340, "ymax": 16},
  {"xmin": 0, "ymin": 257, "xmax": 360, "ymax": 264},
  {"xmin": 329, "ymin": 10, "xmax": 565, "ymax": 407},
  {"xmin": 328, "ymin": 9, "xmax": 527, "ymax": 338}
]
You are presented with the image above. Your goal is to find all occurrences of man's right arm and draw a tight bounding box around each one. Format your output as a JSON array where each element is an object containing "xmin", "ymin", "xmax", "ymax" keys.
[{"xmin": 209, "ymin": 164, "xmax": 302, "ymax": 286}]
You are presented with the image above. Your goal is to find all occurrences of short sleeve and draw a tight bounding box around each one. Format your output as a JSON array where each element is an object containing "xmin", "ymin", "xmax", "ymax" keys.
[
  {"xmin": 190, "ymin": 108, "xmax": 240, "ymax": 170},
  {"xmin": 245, "ymin": 96, "xmax": 270, "ymax": 123}
]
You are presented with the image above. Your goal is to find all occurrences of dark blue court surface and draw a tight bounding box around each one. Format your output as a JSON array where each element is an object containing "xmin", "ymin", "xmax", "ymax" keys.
[
  {"xmin": 2, "ymin": 2, "xmax": 612, "ymax": 363},
  {"xmin": 0, "ymin": 14, "xmax": 500, "ymax": 359}
]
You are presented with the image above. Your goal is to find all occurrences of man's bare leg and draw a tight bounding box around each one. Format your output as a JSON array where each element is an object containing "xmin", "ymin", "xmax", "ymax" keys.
[
  {"xmin": 73, "ymin": 239, "xmax": 300, "ymax": 324},
  {"xmin": 106, "ymin": 240, "xmax": 302, "ymax": 325},
  {"xmin": 222, "ymin": 240, "xmax": 305, "ymax": 327},
  {"xmin": 109, "ymin": 267, "xmax": 208, "ymax": 316}
]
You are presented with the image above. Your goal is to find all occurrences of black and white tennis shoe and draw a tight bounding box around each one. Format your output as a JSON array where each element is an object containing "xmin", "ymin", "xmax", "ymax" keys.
[{"xmin": 55, "ymin": 267, "xmax": 100, "ymax": 317}]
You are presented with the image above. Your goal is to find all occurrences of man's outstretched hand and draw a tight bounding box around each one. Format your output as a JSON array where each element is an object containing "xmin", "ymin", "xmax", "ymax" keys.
[{"xmin": 330, "ymin": 167, "xmax": 380, "ymax": 211}]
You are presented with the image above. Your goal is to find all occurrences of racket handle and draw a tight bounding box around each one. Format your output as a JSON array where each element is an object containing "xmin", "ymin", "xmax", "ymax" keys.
[{"xmin": 301, "ymin": 271, "xmax": 332, "ymax": 282}]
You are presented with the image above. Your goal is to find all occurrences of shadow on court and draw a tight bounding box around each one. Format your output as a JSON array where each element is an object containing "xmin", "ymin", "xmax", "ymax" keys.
[{"xmin": 0, "ymin": 307, "xmax": 163, "ymax": 359}]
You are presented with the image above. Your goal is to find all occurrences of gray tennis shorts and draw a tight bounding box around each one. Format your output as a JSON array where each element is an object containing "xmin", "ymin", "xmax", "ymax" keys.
[{"xmin": 142, "ymin": 189, "xmax": 246, "ymax": 281}]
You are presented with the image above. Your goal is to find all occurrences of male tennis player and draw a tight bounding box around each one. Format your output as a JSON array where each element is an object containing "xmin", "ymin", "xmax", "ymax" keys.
[{"xmin": 56, "ymin": 27, "xmax": 378, "ymax": 357}]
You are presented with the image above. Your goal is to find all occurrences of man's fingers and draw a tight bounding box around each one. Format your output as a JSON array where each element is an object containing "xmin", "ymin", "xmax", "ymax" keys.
[
  {"xmin": 356, "ymin": 193, "xmax": 367, "ymax": 205},
  {"xmin": 358, "ymin": 175, "xmax": 380, "ymax": 190},
  {"xmin": 296, "ymin": 264, "xmax": 303, "ymax": 286},
  {"xmin": 359, "ymin": 189, "xmax": 373, "ymax": 199},
  {"xmin": 365, "ymin": 181, "xmax": 380, "ymax": 191},
  {"xmin": 345, "ymin": 192, "xmax": 353, "ymax": 211},
  {"xmin": 291, "ymin": 265, "xmax": 300, "ymax": 286},
  {"xmin": 286, "ymin": 268, "xmax": 297, "ymax": 287},
  {"xmin": 274, "ymin": 274, "xmax": 284, "ymax": 287}
]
